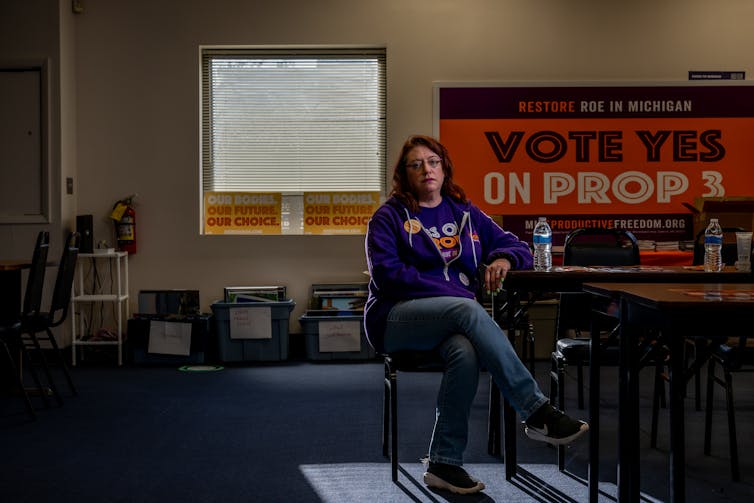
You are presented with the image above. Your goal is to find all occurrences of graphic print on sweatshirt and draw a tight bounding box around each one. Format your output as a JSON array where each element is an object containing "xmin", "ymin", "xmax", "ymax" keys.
[{"xmin": 415, "ymin": 202, "xmax": 460, "ymax": 262}]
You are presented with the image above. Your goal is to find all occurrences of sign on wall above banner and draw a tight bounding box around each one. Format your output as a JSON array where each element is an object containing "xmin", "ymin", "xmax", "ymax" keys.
[{"xmin": 435, "ymin": 82, "xmax": 754, "ymax": 244}]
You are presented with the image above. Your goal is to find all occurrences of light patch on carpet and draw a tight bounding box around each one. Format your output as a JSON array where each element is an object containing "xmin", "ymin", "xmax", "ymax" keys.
[{"xmin": 299, "ymin": 462, "xmax": 641, "ymax": 502}]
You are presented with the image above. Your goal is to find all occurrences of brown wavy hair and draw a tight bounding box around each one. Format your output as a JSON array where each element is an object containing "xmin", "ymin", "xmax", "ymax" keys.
[{"xmin": 390, "ymin": 135, "xmax": 467, "ymax": 212}]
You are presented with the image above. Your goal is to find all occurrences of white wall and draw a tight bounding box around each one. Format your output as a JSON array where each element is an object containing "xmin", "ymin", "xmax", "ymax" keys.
[{"xmin": 3, "ymin": 0, "xmax": 754, "ymax": 340}]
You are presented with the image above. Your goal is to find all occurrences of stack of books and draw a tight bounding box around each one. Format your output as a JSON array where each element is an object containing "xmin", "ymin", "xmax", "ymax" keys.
[
  {"xmin": 223, "ymin": 286, "xmax": 287, "ymax": 303},
  {"xmin": 308, "ymin": 283, "xmax": 368, "ymax": 315}
]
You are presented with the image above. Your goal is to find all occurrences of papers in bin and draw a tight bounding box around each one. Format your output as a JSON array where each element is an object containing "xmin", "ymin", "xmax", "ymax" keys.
[
  {"xmin": 318, "ymin": 319, "xmax": 361, "ymax": 352},
  {"xmin": 229, "ymin": 306, "xmax": 272, "ymax": 339},
  {"xmin": 147, "ymin": 320, "xmax": 192, "ymax": 356}
]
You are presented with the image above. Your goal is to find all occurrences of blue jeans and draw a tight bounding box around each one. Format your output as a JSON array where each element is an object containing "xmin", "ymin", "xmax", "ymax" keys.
[{"xmin": 383, "ymin": 296, "xmax": 547, "ymax": 466}]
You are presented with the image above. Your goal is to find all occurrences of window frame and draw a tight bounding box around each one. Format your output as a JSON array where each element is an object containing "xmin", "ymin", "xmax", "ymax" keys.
[{"xmin": 199, "ymin": 46, "xmax": 387, "ymax": 235}]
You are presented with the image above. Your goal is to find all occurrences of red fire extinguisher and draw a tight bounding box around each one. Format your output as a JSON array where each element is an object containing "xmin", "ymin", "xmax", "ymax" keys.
[{"xmin": 111, "ymin": 195, "xmax": 137, "ymax": 254}]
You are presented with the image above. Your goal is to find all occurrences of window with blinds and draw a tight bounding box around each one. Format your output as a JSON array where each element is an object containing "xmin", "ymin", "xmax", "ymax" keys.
[{"xmin": 200, "ymin": 47, "xmax": 386, "ymax": 234}]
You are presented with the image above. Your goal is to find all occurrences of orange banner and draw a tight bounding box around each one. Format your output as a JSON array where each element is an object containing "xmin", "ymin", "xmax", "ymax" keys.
[
  {"xmin": 303, "ymin": 192, "xmax": 381, "ymax": 235},
  {"xmin": 437, "ymin": 84, "xmax": 754, "ymax": 217},
  {"xmin": 204, "ymin": 192, "xmax": 282, "ymax": 235},
  {"xmin": 440, "ymin": 117, "xmax": 754, "ymax": 215}
]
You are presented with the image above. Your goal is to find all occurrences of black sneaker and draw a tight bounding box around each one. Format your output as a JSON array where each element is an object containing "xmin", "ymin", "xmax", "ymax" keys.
[
  {"xmin": 524, "ymin": 404, "xmax": 589, "ymax": 446},
  {"xmin": 423, "ymin": 462, "xmax": 485, "ymax": 494}
]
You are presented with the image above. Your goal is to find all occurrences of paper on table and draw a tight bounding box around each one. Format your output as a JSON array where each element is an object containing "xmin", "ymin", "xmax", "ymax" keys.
[
  {"xmin": 147, "ymin": 320, "xmax": 192, "ymax": 356},
  {"xmin": 230, "ymin": 306, "xmax": 272, "ymax": 339}
]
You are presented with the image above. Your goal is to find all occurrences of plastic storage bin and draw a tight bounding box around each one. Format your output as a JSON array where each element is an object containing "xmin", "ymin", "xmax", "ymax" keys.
[
  {"xmin": 299, "ymin": 312, "xmax": 375, "ymax": 361},
  {"xmin": 212, "ymin": 300, "xmax": 295, "ymax": 362}
]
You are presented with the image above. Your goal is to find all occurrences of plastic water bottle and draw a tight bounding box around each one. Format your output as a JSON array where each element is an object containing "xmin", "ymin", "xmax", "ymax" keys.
[
  {"xmin": 533, "ymin": 217, "xmax": 552, "ymax": 271},
  {"xmin": 703, "ymin": 218, "xmax": 723, "ymax": 272}
]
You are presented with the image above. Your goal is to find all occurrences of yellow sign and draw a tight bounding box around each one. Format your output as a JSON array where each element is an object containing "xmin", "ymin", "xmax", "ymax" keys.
[
  {"xmin": 303, "ymin": 192, "xmax": 381, "ymax": 235},
  {"xmin": 204, "ymin": 192, "xmax": 282, "ymax": 235}
]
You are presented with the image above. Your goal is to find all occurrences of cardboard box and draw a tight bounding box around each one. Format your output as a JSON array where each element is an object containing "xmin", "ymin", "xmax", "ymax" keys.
[
  {"xmin": 689, "ymin": 197, "xmax": 754, "ymax": 240},
  {"xmin": 212, "ymin": 300, "xmax": 294, "ymax": 362}
]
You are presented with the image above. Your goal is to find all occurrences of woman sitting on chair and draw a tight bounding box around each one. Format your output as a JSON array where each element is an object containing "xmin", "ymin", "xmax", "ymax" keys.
[{"xmin": 364, "ymin": 135, "xmax": 588, "ymax": 494}]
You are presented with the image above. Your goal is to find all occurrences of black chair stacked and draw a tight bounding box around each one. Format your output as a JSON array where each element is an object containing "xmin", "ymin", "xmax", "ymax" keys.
[
  {"xmin": 1, "ymin": 231, "xmax": 80, "ymax": 419},
  {"xmin": 22, "ymin": 231, "xmax": 80, "ymax": 399},
  {"xmin": 0, "ymin": 231, "xmax": 51, "ymax": 418}
]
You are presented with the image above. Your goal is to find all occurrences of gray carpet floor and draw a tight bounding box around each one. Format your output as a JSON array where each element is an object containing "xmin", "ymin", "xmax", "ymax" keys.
[{"xmin": 1, "ymin": 359, "xmax": 753, "ymax": 502}]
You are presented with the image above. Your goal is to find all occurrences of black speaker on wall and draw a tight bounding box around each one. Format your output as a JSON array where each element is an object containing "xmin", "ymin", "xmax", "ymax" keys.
[{"xmin": 76, "ymin": 214, "xmax": 94, "ymax": 253}]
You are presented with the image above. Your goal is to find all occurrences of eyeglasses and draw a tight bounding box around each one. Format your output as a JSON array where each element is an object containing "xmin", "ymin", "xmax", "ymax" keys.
[{"xmin": 405, "ymin": 157, "xmax": 442, "ymax": 170}]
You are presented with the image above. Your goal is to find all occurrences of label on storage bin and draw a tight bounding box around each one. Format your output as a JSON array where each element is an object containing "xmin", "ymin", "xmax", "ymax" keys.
[
  {"xmin": 148, "ymin": 321, "xmax": 192, "ymax": 356},
  {"xmin": 230, "ymin": 306, "xmax": 272, "ymax": 339},
  {"xmin": 318, "ymin": 319, "xmax": 361, "ymax": 352}
]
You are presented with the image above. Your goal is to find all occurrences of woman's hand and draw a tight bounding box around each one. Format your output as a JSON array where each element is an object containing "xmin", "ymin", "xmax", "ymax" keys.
[{"xmin": 484, "ymin": 258, "xmax": 512, "ymax": 294}]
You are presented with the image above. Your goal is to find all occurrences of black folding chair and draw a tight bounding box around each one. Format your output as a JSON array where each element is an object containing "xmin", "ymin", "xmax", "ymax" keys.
[
  {"xmin": 0, "ymin": 231, "xmax": 51, "ymax": 417},
  {"xmin": 382, "ymin": 350, "xmax": 501, "ymax": 482},
  {"xmin": 685, "ymin": 226, "xmax": 745, "ymax": 410},
  {"xmin": 551, "ymin": 227, "xmax": 641, "ymax": 409},
  {"xmin": 382, "ymin": 280, "xmax": 504, "ymax": 483},
  {"xmin": 548, "ymin": 228, "xmax": 661, "ymax": 470},
  {"xmin": 704, "ymin": 334, "xmax": 754, "ymax": 481},
  {"xmin": 23, "ymin": 232, "xmax": 80, "ymax": 398}
]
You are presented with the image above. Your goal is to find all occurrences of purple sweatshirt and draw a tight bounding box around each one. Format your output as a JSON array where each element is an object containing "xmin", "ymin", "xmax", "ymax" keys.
[{"xmin": 363, "ymin": 196, "xmax": 533, "ymax": 353}]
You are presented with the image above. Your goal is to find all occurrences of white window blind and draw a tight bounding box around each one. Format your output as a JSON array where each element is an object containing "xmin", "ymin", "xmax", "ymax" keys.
[{"xmin": 201, "ymin": 47, "xmax": 386, "ymax": 199}]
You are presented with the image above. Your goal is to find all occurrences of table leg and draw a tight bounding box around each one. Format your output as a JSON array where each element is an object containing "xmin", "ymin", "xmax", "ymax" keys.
[
  {"xmin": 488, "ymin": 379, "xmax": 501, "ymax": 456},
  {"xmin": 504, "ymin": 399, "xmax": 517, "ymax": 479},
  {"xmin": 628, "ymin": 322, "xmax": 641, "ymax": 501},
  {"xmin": 668, "ymin": 329, "xmax": 686, "ymax": 502},
  {"xmin": 618, "ymin": 302, "xmax": 640, "ymax": 502},
  {"xmin": 503, "ymin": 288, "xmax": 519, "ymax": 479},
  {"xmin": 588, "ymin": 310, "xmax": 602, "ymax": 503}
]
